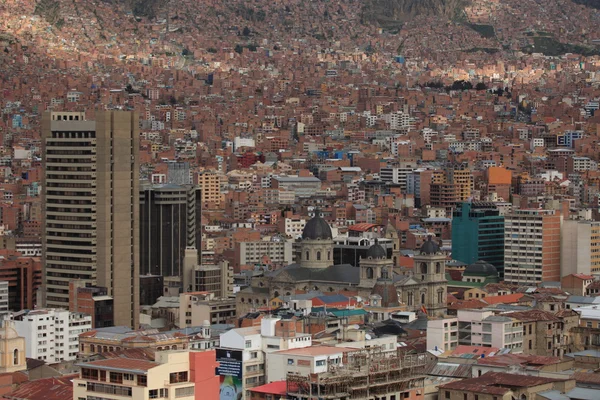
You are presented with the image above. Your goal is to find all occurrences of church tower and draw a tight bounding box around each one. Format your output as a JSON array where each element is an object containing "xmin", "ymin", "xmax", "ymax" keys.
[
  {"xmin": 360, "ymin": 240, "xmax": 393, "ymax": 286},
  {"xmin": 412, "ymin": 236, "xmax": 447, "ymax": 317},
  {"xmin": 385, "ymin": 222, "xmax": 402, "ymax": 269},
  {"xmin": 299, "ymin": 209, "xmax": 334, "ymax": 269}
]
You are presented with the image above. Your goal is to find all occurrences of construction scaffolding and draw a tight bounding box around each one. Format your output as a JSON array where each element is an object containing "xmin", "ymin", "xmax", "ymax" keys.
[{"xmin": 286, "ymin": 348, "xmax": 428, "ymax": 400}]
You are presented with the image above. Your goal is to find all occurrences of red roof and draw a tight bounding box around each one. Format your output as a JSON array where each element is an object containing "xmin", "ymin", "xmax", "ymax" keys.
[
  {"xmin": 78, "ymin": 358, "xmax": 159, "ymax": 371},
  {"xmin": 249, "ymin": 381, "xmax": 287, "ymax": 395},
  {"xmin": 347, "ymin": 223, "xmax": 381, "ymax": 232},
  {"xmin": 4, "ymin": 374, "xmax": 77, "ymax": 400},
  {"xmin": 450, "ymin": 345, "xmax": 499, "ymax": 358},
  {"xmin": 572, "ymin": 274, "xmax": 593, "ymax": 280},
  {"xmin": 483, "ymin": 293, "xmax": 524, "ymax": 305}
]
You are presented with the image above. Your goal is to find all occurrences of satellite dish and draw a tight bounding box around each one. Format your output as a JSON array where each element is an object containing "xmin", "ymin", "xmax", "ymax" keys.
[{"xmin": 365, "ymin": 334, "xmax": 372, "ymax": 340}]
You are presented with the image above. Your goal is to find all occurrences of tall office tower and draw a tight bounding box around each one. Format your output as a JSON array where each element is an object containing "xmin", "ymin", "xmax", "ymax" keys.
[
  {"xmin": 452, "ymin": 202, "xmax": 505, "ymax": 275},
  {"xmin": 41, "ymin": 111, "xmax": 140, "ymax": 328},
  {"xmin": 504, "ymin": 209, "xmax": 561, "ymax": 284},
  {"xmin": 139, "ymin": 184, "xmax": 201, "ymax": 282},
  {"xmin": 167, "ymin": 161, "xmax": 191, "ymax": 185}
]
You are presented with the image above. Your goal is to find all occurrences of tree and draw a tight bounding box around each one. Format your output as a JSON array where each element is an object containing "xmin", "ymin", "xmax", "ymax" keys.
[{"xmin": 242, "ymin": 26, "xmax": 251, "ymax": 36}]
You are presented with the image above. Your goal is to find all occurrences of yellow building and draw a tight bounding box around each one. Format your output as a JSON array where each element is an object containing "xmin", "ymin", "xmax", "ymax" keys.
[
  {"xmin": 0, "ymin": 320, "xmax": 26, "ymax": 373},
  {"xmin": 73, "ymin": 351, "xmax": 214, "ymax": 400},
  {"xmin": 196, "ymin": 170, "xmax": 225, "ymax": 206}
]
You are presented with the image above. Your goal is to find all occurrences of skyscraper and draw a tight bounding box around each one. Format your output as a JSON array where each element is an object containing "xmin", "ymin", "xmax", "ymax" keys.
[
  {"xmin": 139, "ymin": 183, "xmax": 201, "ymax": 280},
  {"xmin": 504, "ymin": 209, "xmax": 561, "ymax": 284},
  {"xmin": 41, "ymin": 111, "xmax": 139, "ymax": 328},
  {"xmin": 451, "ymin": 202, "xmax": 505, "ymax": 275}
]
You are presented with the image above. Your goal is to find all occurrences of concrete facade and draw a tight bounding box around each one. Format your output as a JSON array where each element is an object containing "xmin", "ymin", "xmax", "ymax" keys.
[{"xmin": 41, "ymin": 111, "xmax": 140, "ymax": 328}]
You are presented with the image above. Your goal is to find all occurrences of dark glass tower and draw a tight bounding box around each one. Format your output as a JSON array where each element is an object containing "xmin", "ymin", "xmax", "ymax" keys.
[
  {"xmin": 452, "ymin": 202, "xmax": 505, "ymax": 276},
  {"xmin": 139, "ymin": 184, "xmax": 201, "ymax": 280}
]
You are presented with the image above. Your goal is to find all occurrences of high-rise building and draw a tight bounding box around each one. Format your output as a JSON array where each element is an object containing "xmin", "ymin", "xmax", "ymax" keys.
[
  {"xmin": 452, "ymin": 202, "xmax": 505, "ymax": 275},
  {"xmin": 561, "ymin": 220, "xmax": 600, "ymax": 276},
  {"xmin": 139, "ymin": 184, "xmax": 202, "ymax": 281},
  {"xmin": 41, "ymin": 111, "xmax": 140, "ymax": 328},
  {"xmin": 504, "ymin": 209, "xmax": 562, "ymax": 284}
]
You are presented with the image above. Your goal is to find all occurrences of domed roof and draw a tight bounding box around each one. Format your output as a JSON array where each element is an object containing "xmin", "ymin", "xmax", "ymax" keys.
[
  {"xmin": 301, "ymin": 209, "xmax": 333, "ymax": 240},
  {"xmin": 464, "ymin": 260, "xmax": 498, "ymax": 277},
  {"xmin": 420, "ymin": 236, "xmax": 440, "ymax": 255},
  {"xmin": 366, "ymin": 239, "xmax": 387, "ymax": 259}
]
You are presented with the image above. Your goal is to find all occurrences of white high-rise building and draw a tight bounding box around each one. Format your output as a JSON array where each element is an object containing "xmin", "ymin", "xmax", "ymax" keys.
[{"xmin": 12, "ymin": 309, "xmax": 92, "ymax": 363}]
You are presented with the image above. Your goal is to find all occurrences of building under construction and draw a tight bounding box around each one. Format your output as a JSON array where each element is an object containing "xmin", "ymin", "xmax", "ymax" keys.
[{"xmin": 286, "ymin": 348, "xmax": 427, "ymax": 400}]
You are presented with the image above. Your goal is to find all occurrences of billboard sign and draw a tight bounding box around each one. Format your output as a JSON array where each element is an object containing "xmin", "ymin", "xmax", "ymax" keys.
[{"xmin": 216, "ymin": 348, "xmax": 243, "ymax": 400}]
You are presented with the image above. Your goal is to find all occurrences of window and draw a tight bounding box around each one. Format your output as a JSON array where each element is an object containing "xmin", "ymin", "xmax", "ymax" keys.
[
  {"xmin": 175, "ymin": 386, "xmax": 195, "ymax": 398},
  {"xmin": 149, "ymin": 389, "xmax": 159, "ymax": 399},
  {"xmin": 445, "ymin": 391, "xmax": 450, "ymax": 399},
  {"xmin": 475, "ymin": 396, "xmax": 479, "ymax": 400},
  {"xmin": 123, "ymin": 373, "xmax": 134, "ymax": 381},
  {"xmin": 316, "ymin": 360, "xmax": 326, "ymax": 367},
  {"xmin": 245, "ymin": 340, "xmax": 252, "ymax": 349},
  {"xmin": 547, "ymin": 342, "xmax": 552, "ymax": 350},
  {"xmin": 169, "ymin": 371, "xmax": 188, "ymax": 384},
  {"xmin": 110, "ymin": 372, "xmax": 123, "ymax": 384},
  {"xmin": 288, "ymin": 359, "xmax": 294, "ymax": 365},
  {"xmin": 463, "ymin": 394, "xmax": 467, "ymax": 400},
  {"xmin": 137, "ymin": 375, "xmax": 147, "ymax": 387},
  {"xmin": 305, "ymin": 251, "xmax": 309, "ymax": 261},
  {"xmin": 317, "ymin": 251, "xmax": 321, "ymax": 261},
  {"xmin": 251, "ymin": 351, "xmax": 258, "ymax": 359},
  {"xmin": 82, "ymin": 368, "xmax": 99, "ymax": 380}
]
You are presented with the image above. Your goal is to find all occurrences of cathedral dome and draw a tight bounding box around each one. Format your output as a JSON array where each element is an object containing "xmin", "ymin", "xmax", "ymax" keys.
[
  {"xmin": 464, "ymin": 260, "xmax": 498, "ymax": 277},
  {"xmin": 366, "ymin": 240, "xmax": 387, "ymax": 259},
  {"xmin": 301, "ymin": 209, "xmax": 333, "ymax": 240},
  {"xmin": 420, "ymin": 236, "xmax": 440, "ymax": 255}
]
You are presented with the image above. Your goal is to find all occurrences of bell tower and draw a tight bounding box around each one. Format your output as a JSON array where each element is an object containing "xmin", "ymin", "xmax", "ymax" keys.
[
  {"xmin": 360, "ymin": 239, "xmax": 392, "ymax": 286},
  {"xmin": 411, "ymin": 236, "xmax": 447, "ymax": 317}
]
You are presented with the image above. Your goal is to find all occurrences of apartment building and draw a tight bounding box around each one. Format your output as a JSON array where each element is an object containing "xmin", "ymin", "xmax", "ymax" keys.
[
  {"xmin": 427, "ymin": 317, "xmax": 459, "ymax": 352},
  {"xmin": 178, "ymin": 292, "xmax": 236, "ymax": 327},
  {"xmin": 12, "ymin": 308, "xmax": 91, "ymax": 363},
  {"xmin": 196, "ymin": 170, "xmax": 225, "ymax": 206},
  {"xmin": 504, "ymin": 209, "xmax": 561, "ymax": 284},
  {"xmin": 266, "ymin": 345, "xmax": 353, "ymax": 382},
  {"xmin": 504, "ymin": 310, "xmax": 577, "ymax": 358},
  {"xmin": 457, "ymin": 309, "xmax": 523, "ymax": 352},
  {"xmin": 561, "ymin": 220, "xmax": 600, "ymax": 275},
  {"xmin": 218, "ymin": 317, "xmax": 312, "ymax": 398},
  {"xmin": 73, "ymin": 350, "xmax": 219, "ymax": 400},
  {"xmin": 41, "ymin": 111, "xmax": 140, "ymax": 328},
  {"xmin": 234, "ymin": 238, "xmax": 293, "ymax": 269}
]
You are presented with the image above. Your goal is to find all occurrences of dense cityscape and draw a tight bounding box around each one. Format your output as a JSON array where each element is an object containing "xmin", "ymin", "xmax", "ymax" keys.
[{"xmin": 3, "ymin": 0, "xmax": 600, "ymax": 399}]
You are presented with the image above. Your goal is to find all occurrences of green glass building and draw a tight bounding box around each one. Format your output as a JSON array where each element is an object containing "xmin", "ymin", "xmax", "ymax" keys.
[{"xmin": 452, "ymin": 202, "xmax": 505, "ymax": 277}]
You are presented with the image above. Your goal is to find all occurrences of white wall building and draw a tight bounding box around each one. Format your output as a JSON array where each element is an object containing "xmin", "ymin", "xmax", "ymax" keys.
[
  {"xmin": 266, "ymin": 346, "xmax": 353, "ymax": 383},
  {"xmin": 427, "ymin": 317, "xmax": 459, "ymax": 352},
  {"xmin": 12, "ymin": 309, "xmax": 91, "ymax": 363}
]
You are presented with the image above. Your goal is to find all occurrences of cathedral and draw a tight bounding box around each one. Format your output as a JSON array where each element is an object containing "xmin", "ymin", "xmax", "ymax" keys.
[{"xmin": 237, "ymin": 212, "xmax": 448, "ymax": 317}]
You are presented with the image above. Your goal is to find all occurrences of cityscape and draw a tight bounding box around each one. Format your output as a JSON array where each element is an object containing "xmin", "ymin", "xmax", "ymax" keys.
[{"xmin": 3, "ymin": 0, "xmax": 600, "ymax": 399}]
